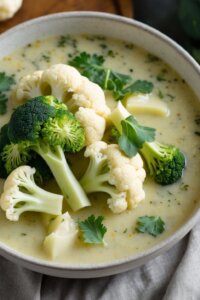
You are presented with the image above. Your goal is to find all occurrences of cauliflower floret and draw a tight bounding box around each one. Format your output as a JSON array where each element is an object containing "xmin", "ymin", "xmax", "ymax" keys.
[
  {"xmin": 12, "ymin": 70, "xmax": 43, "ymax": 106},
  {"xmin": 43, "ymin": 212, "xmax": 78, "ymax": 259},
  {"xmin": 0, "ymin": 166, "xmax": 63, "ymax": 221},
  {"xmin": 75, "ymin": 107, "xmax": 106, "ymax": 145},
  {"xmin": 69, "ymin": 76, "xmax": 110, "ymax": 117},
  {"xmin": 107, "ymin": 192, "xmax": 127, "ymax": 213},
  {"xmin": 80, "ymin": 141, "xmax": 146, "ymax": 213},
  {"xmin": 41, "ymin": 64, "xmax": 83, "ymax": 102},
  {"xmin": 13, "ymin": 64, "xmax": 110, "ymax": 118},
  {"xmin": 0, "ymin": 0, "xmax": 23, "ymax": 21},
  {"xmin": 105, "ymin": 145, "xmax": 146, "ymax": 209}
]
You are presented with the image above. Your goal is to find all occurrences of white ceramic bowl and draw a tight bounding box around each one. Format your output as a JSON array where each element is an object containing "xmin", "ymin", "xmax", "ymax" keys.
[{"xmin": 0, "ymin": 12, "xmax": 200, "ymax": 278}]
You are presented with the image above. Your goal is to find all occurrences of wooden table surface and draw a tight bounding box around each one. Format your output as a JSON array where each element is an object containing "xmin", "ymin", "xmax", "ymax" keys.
[{"xmin": 0, "ymin": 0, "xmax": 133, "ymax": 34}]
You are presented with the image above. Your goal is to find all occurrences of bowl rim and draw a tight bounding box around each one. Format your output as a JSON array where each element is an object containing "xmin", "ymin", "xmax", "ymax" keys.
[{"xmin": 0, "ymin": 11, "xmax": 200, "ymax": 273}]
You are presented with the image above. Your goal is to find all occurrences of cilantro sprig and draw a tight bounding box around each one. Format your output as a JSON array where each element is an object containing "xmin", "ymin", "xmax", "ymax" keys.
[
  {"xmin": 136, "ymin": 216, "xmax": 165, "ymax": 237},
  {"xmin": 78, "ymin": 215, "xmax": 107, "ymax": 244},
  {"xmin": 0, "ymin": 72, "xmax": 15, "ymax": 115},
  {"xmin": 118, "ymin": 116, "xmax": 155, "ymax": 157},
  {"xmin": 69, "ymin": 52, "xmax": 153, "ymax": 100}
]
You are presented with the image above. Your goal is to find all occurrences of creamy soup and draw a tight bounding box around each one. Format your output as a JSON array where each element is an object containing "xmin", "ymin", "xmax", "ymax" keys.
[{"xmin": 0, "ymin": 34, "xmax": 200, "ymax": 265}]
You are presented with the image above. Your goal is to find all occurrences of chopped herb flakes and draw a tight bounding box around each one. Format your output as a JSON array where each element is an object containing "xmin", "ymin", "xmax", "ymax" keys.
[
  {"xmin": 57, "ymin": 35, "xmax": 77, "ymax": 48},
  {"xmin": 146, "ymin": 53, "xmax": 160, "ymax": 63},
  {"xmin": 156, "ymin": 69, "xmax": 168, "ymax": 82},
  {"xmin": 136, "ymin": 216, "xmax": 165, "ymax": 237},
  {"xmin": 41, "ymin": 54, "xmax": 51, "ymax": 63},
  {"xmin": 78, "ymin": 215, "xmax": 107, "ymax": 244},
  {"xmin": 180, "ymin": 183, "xmax": 189, "ymax": 191}
]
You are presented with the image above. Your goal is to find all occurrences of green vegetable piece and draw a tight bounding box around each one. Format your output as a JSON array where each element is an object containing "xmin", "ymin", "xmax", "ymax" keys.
[
  {"xmin": 115, "ymin": 80, "xmax": 154, "ymax": 101},
  {"xmin": 0, "ymin": 72, "xmax": 15, "ymax": 115},
  {"xmin": 110, "ymin": 102, "xmax": 185, "ymax": 185},
  {"xmin": 8, "ymin": 96, "xmax": 57, "ymax": 143},
  {"xmin": 78, "ymin": 215, "xmax": 107, "ymax": 244},
  {"xmin": 69, "ymin": 52, "xmax": 153, "ymax": 101},
  {"xmin": 3, "ymin": 95, "xmax": 90, "ymax": 211},
  {"xmin": 0, "ymin": 72, "xmax": 15, "ymax": 91},
  {"xmin": 136, "ymin": 216, "xmax": 165, "ymax": 237},
  {"xmin": 119, "ymin": 115, "xmax": 156, "ymax": 157}
]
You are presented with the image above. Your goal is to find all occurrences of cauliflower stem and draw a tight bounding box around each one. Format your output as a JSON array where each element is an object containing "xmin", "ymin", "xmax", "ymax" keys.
[
  {"xmin": 0, "ymin": 166, "xmax": 63, "ymax": 221},
  {"xmin": 80, "ymin": 151, "xmax": 120, "ymax": 199}
]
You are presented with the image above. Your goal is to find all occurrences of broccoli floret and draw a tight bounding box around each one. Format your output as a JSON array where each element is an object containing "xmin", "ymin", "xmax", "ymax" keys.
[
  {"xmin": 109, "ymin": 102, "xmax": 185, "ymax": 185},
  {"xmin": 2, "ymin": 142, "xmax": 31, "ymax": 174},
  {"xmin": 0, "ymin": 166, "xmax": 63, "ymax": 221},
  {"xmin": 2, "ymin": 95, "xmax": 90, "ymax": 211},
  {"xmin": 41, "ymin": 110, "xmax": 85, "ymax": 152},
  {"xmin": 140, "ymin": 142, "xmax": 185, "ymax": 185},
  {"xmin": 8, "ymin": 96, "xmax": 58, "ymax": 142}
]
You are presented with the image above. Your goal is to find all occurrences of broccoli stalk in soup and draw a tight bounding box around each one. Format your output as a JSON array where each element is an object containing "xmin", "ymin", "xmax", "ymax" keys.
[
  {"xmin": 110, "ymin": 102, "xmax": 185, "ymax": 185},
  {"xmin": 0, "ymin": 95, "xmax": 91, "ymax": 211}
]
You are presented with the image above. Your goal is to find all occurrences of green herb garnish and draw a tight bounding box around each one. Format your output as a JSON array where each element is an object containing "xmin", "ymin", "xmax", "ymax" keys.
[
  {"xmin": 136, "ymin": 216, "xmax": 165, "ymax": 237},
  {"xmin": 69, "ymin": 52, "xmax": 153, "ymax": 101},
  {"xmin": 119, "ymin": 116, "xmax": 156, "ymax": 157},
  {"xmin": 57, "ymin": 35, "xmax": 77, "ymax": 48},
  {"xmin": 0, "ymin": 72, "xmax": 15, "ymax": 115},
  {"xmin": 78, "ymin": 215, "xmax": 107, "ymax": 244}
]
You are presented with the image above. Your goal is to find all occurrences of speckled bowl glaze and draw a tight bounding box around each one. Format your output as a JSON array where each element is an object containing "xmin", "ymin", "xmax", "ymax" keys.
[{"xmin": 0, "ymin": 12, "xmax": 200, "ymax": 278}]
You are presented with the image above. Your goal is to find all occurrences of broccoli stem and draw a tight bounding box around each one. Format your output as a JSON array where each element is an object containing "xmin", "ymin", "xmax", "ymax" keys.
[
  {"xmin": 33, "ymin": 143, "xmax": 91, "ymax": 211},
  {"xmin": 109, "ymin": 101, "xmax": 130, "ymax": 134},
  {"xmin": 139, "ymin": 142, "xmax": 164, "ymax": 176}
]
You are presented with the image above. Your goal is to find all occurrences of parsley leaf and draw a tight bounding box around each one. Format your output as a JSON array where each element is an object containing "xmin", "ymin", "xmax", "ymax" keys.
[
  {"xmin": 69, "ymin": 52, "xmax": 153, "ymax": 101},
  {"xmin": 136, "ymin": 216, "xmax": 165, "ymax": 237},
  {"xmin": 119, "ymin": 116, "xmax": 156, "ymax": 157},
  {"xmin": 78, "ymin": 215, "xmax": 107, "ymax": 244},
  {"xmin": 114, "ymin": 80, "xmax": 154, "ymax": 100},
  {"xmin": 0, "ymin": 72, "xmax": 15, "ymax": 115}
]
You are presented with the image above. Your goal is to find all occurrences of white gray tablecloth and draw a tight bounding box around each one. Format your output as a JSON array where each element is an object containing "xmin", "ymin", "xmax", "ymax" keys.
[{"xmin": 1, "ymin": 222, "xmax": 200, "ymax": 300}]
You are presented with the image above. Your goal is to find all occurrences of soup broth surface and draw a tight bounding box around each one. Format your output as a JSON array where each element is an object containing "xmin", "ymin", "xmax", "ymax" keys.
[{"xmin": 0, "ymin": 34, "xmax": 200, "ymax": 264}]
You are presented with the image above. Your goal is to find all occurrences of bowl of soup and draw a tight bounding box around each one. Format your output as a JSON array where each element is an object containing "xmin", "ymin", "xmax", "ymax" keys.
[{"xmin": 0, "ymin": 12, "xmax": 199, "ymax": 278}]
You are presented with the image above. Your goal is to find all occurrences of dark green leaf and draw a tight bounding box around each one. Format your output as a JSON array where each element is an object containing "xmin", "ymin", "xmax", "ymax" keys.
[
  {"xmin": 136, "ymin": 216, "xmax": 165, "ymax": 237},
  {"xmin": 78, "ymin": 215, "xmax": 107, "ymax": 244},
  {"xmin": 114, "ymin": 80, "xmax": 154, "ymax": 100},
  {"xmin": 0, "ymin": 72, "xmax": 15, "ymax": 91},
  {"xmin": 125, "ymin": 80, "xmax": 154, "ymax": 94},
  {"xmin": 69, "ymin": 52, "xmax": 153, "ymax": 101},
  {"xmin": 118, "ymin": 116, "xmax": 156, "ymax": 157}
]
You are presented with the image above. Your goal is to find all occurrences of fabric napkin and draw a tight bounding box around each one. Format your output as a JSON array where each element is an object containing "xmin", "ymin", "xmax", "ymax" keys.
[{"xmin": 0, "ymin": 221, "xmax": 200, "ymax": 300}]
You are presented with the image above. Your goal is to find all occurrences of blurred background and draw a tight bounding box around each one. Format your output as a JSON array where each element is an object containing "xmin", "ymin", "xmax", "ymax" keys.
[{"xmin": 0, "ymin": 0, "xmax": 200, "ymax": 63}]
